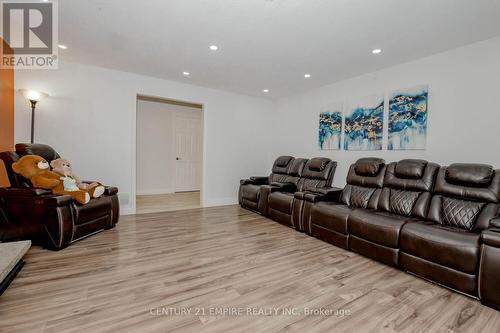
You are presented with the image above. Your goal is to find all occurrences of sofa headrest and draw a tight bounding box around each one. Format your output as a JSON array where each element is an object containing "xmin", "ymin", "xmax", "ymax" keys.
[
  {"xmin": 354, "ymin": 158, "xmax": 385, "ymax": 176},
  {"xmin": 288, "ymin": 158, "xmax": 308, "ymax": 177},
  {"xmin": 394, "ymin": 159, "xmax": 427, "ymax": 179},
  {"xmin": 271, "ymin": 155, "xmax": 294, "ymax": 175},
  {"xmin": 15, "ymin": 143, "xmax": 60, "ymax": 163},
  {"xmin": 307, "ymin": 157, "xmax": 329, "ymax": 172},
  {"xmin": 301, "ymin": 158, "xmax": 336, "ymax": 181},
  {"xmin": 275, "ymin": 155, "xmax": 294, "ymax": 168},
  {"xmin": 384, "ymin": 160, "xmax": 439, "ymax": 192},
  {"xmin": 347, "ymin": 158, "xmax": 386, "ymax": 188},
  {"xmin": 434, "ymin": 165, "xmax": 500, "ymax": 204},
  {"xmin": 445, "ymin": 163, "xmax": 493, "ymax": 187}
]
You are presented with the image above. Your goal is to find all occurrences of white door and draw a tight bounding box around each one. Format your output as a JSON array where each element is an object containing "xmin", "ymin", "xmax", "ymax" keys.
[{"xmin": 174, "ymin": 114, "xmax": 202, "ymax": 192}]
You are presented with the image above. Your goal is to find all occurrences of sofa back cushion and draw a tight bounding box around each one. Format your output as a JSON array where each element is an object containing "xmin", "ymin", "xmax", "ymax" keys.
[
  {"xmin": 296, "ymin": 157, "xmax": 336, "ymax": 191},
  {"xmin": 284, "ymin": 158, "xmax": 308, "ymax": 186},
  {"xmin": 340, "ymin": 158, "xmax": 386, "ymax": 208},
  {"xmin": 16, "ymin": 143, "xmax": 60, "ymax": 163},
  {"xmin": 378, "ymin": 159, "xmax": 439, "ymax": 218},
  {"xmin": 427, "ymin": 164, "xmax": 500, "ymax": 231},
  {"xmin": 1, "ymin": 144, "xmax": 62, "ymax": 188},
  {"xmin": 269, "ymin": 155, "xmax": 294, "ymax": 183},
  {"xmin": 354, "ymin": 157, "xmax": 385, "ymax": 177}
]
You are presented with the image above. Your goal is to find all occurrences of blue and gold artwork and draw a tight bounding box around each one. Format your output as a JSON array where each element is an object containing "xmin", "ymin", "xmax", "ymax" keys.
[
  {"xmin": 388, "ymin": 85, "xmax": 428, "ymax": 150},
  {"xmin": 319, "ymin": 107, "xmax": 342, "ymax": 150},
  {"xmin": 344, "ymin": 95, "xmax": 384, "ymax": 150}
]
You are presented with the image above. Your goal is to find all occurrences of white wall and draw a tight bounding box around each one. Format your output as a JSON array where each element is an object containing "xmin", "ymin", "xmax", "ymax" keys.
[
  {"xmin": 136, "ymin": 100, "xmax": 202, "ymax": 195},
  {"xmin": 272, "ymin": 37, "xmax": 500, "ymax": 188},
  {"xmin": 14, "ymin": 37, "xmax": 500, "ymax": 214},
  {"xmin": 14, "ymin": 61, "xmax": 273, "ymax": 214}
]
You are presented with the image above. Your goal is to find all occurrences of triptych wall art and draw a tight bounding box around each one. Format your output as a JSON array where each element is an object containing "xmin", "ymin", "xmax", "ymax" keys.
[{"xmin": 318, "ymin": 85, "xmax": 428, "ymax": 151}]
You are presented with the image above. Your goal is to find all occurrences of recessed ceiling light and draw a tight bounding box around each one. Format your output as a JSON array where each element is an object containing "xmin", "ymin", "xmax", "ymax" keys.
[
  {"xmin": 263, "ymin": 89, "xmax": 269, "ymax": 93},
  {"xmin": 209, "ymin": 45, "xmax": 218, "ymax": 51},
  {"xmin": 58, "ymin": 44, "xmax": 67, "ymax": 49},
  {"xmin": 372, "ymin": 48, "xmax": 382, "ymax": 54},
  {"xmin": 182, "ymin": 71, "xmax": 190, "ymax": 76},
  {"xmin": 304, "ymin": 73, "xmax": 311, "ymax": 78}
]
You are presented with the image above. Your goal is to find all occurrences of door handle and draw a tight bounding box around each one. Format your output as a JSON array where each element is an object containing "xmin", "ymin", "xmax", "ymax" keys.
[{"xmin": 176, "ymin": 157, "xmax": 181, "ymax": 160}]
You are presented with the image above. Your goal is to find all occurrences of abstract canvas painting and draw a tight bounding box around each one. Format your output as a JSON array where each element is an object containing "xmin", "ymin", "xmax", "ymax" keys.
[
  {"xmin": 318, "ymin": 103, "xmax": 342, "ymax": 150},
  {"xmin": 344, "ymin": 95, "xmax": 384, "ymax": 150},
  {"xmin": 388, "ymin": 85, "xmax": 428, "ymax": 150}
]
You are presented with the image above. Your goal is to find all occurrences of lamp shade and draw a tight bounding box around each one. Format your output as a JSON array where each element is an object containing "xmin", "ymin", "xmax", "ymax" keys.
[{"xmin": 19, "ymin": 89, "xmax": 48, "ymax": 102}]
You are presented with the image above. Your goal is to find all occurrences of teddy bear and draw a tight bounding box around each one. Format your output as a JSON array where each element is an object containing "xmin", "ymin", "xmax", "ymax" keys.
[
  {"xmin": 12, "ymin": 155, "xmax": 90, "ymax": 204},
  {"xmin": 50, "ymin": 158, "xmax": 105, "ymax": 199}
]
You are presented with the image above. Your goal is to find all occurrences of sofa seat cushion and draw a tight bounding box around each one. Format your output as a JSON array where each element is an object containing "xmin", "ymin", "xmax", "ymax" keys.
[
  {"xmin": 400, "ymin": 221, "xmax": 480, "ymax": 274},
  {"xmin": 268, "ymin": 192, "xmax": 295, "ymax": 214},
  {"xmin": 310, "ymin": 202, "xmax": 353, "ymax": 235},
  {"xmin": 348, "ymin": 209, "xmax": 411, "ymax": 248},
  {"xmin": 241, "ymin": 184, "xmax": 260, "ymax": 202}
]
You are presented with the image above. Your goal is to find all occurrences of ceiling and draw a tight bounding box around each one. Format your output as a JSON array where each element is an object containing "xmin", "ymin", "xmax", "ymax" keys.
[{"xmin": 59, "ymin": 0, "xmax": 500, "ymax": 99}]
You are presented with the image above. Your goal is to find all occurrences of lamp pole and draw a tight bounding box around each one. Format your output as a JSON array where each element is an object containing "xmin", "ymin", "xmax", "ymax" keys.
[
  {"xmin": 19, "ymin": 90, "xmax": 48, "ymax": 143},
  {"xmin": 30, "ymin": 100, "xmax": 37, "ymax": 144}
]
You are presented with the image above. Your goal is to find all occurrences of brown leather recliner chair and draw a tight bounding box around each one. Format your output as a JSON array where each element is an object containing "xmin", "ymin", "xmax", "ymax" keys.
[
  {"xmin": 400, "ymin": 163, "xmax": 500, "ymax": 297},
  {"xmin": 258, "ymin": 158, "xmax": 308, "ymax": 217},
  {"xmin": 347, "ymin": 159, "xmax": 439, "ymax": 266},
  {"xmin": 267, "ymin": 157, "xmax": 336, "ymax": 228},
  {"xmin": 0, "ymin": 144, "xmax": 119, "ymax": 250},
  {"xmin": 239, "ymin": 155, "xmax": 295, "ymax": 215},
  {"xmin": 309, "ymin": 158, "xmax": 386, "ymax": 249}
]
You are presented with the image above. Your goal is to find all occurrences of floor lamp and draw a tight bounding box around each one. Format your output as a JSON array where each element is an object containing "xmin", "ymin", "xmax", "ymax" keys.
[{"xmin": 19, "ymin": 90, "xmax": 48, "ymax": 144}]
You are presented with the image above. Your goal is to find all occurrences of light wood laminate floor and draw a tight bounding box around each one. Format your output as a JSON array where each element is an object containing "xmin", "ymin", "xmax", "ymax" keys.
[
  {"xmin": 1, "ymin": 205, "xmax": 500, "ymax": 333},
  {"xmin": 136, "ymin": 191, "xmax": 200, "ymax": 214}
]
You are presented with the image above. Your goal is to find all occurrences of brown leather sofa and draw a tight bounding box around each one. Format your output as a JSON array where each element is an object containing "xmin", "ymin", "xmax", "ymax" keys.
[
  {"xmin": 0, "ymin": 144, "xmax": 119, "ymax": 250},
  {"xmin": 399, "ymin": 163, "xmax": 500, "ymax": 297},
  {"xmin": 239, "ymin": 155, "xmax": 295, "ymax": 215},
  {"xmin": 240, "ymin": 157, "xmax": 500, "ymax": 310},
  {"xmin": 309, "ymin": 158, "xmax": 386, "ymax": 249},
  {"xmin": 308, "ymin": 159, "xmax": 500, "ymax": 308},
  {"xmin": 267, "ymin": 157, "xmax": 336, "ymax": 228},
  {"xmin": 348, "ymin": 159, "xmax": 439, "ymax": 266},
  {"xmin": 260, "ymin": 157, "xmax": 308, "ymax": 217}
]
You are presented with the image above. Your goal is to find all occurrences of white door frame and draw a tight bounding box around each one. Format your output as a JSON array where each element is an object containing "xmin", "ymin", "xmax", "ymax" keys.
[{"xmin": 132, "ymin": 94, "xmax": 205, "ymax": 214}]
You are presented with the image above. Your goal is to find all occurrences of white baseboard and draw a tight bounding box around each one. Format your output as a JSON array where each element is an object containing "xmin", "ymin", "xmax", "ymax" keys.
[
  {"xmin": 136, "ymin": 189, "xmax": 174, "ymax": 195},
  {"xmin": 120, "ymin": 197, "xmax": 238, "ymax": 216},
  {"xmin": 120, "ymin": 205, "xmax": 135, "ymax": 215}
]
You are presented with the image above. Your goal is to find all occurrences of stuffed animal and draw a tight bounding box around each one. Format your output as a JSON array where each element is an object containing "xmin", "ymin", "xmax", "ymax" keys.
[
  {"xmin": 12, "ymin": 155, "xmax": 90, "ymax": 204},
  {"xmin": 50, "ymin": 158, "xmax": 105, "ymax": 198}
]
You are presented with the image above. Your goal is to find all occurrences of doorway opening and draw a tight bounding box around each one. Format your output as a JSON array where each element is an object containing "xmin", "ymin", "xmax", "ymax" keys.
[{"xmin": 136, "ymin": 95, "xmax": 203, "ymax": 214}]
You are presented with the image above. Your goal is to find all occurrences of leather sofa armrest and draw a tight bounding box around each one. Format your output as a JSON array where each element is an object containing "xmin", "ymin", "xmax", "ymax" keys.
[
  {"xmin": 34, "ymin": 195, "xmax": 74, "ymax": 207},
  {"xmin": 294, "ymin": 191, "xmax": 307, "ymax": 200},
  {"xmin": 104, "ymin": 186, "xmax": 118, "ymax": 196},
  {"xmin": 270, "ymin": 182, "xmax": 297, "ymax": 193},
  {"xmin": 480, "ymin": 227, "xmax": 500, "ymax": 310},
  {"xmin": 240, "ymin": 176, "xmax": 269, "ymax": 185},
  {"xmin": 81, "ymin": 181, "xmax": 118, "ymax": 196},
  {"xmin": 482, "ymin": 228, "xmax": 500, "ymax": 247},
  {"xmin": 0, "ymin": 188, "xmax": 73, "ymax": 206},
  {"xmin": 0, "ymin": 187, "xmax": 52, "ymax": 198},
  {"xmin": 303, "ymin": 187, "xmax": 343, "ymax": 203},
  {"xmin": 489, "ymin": 217, "xmax": 500, "ymax": 229}
]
